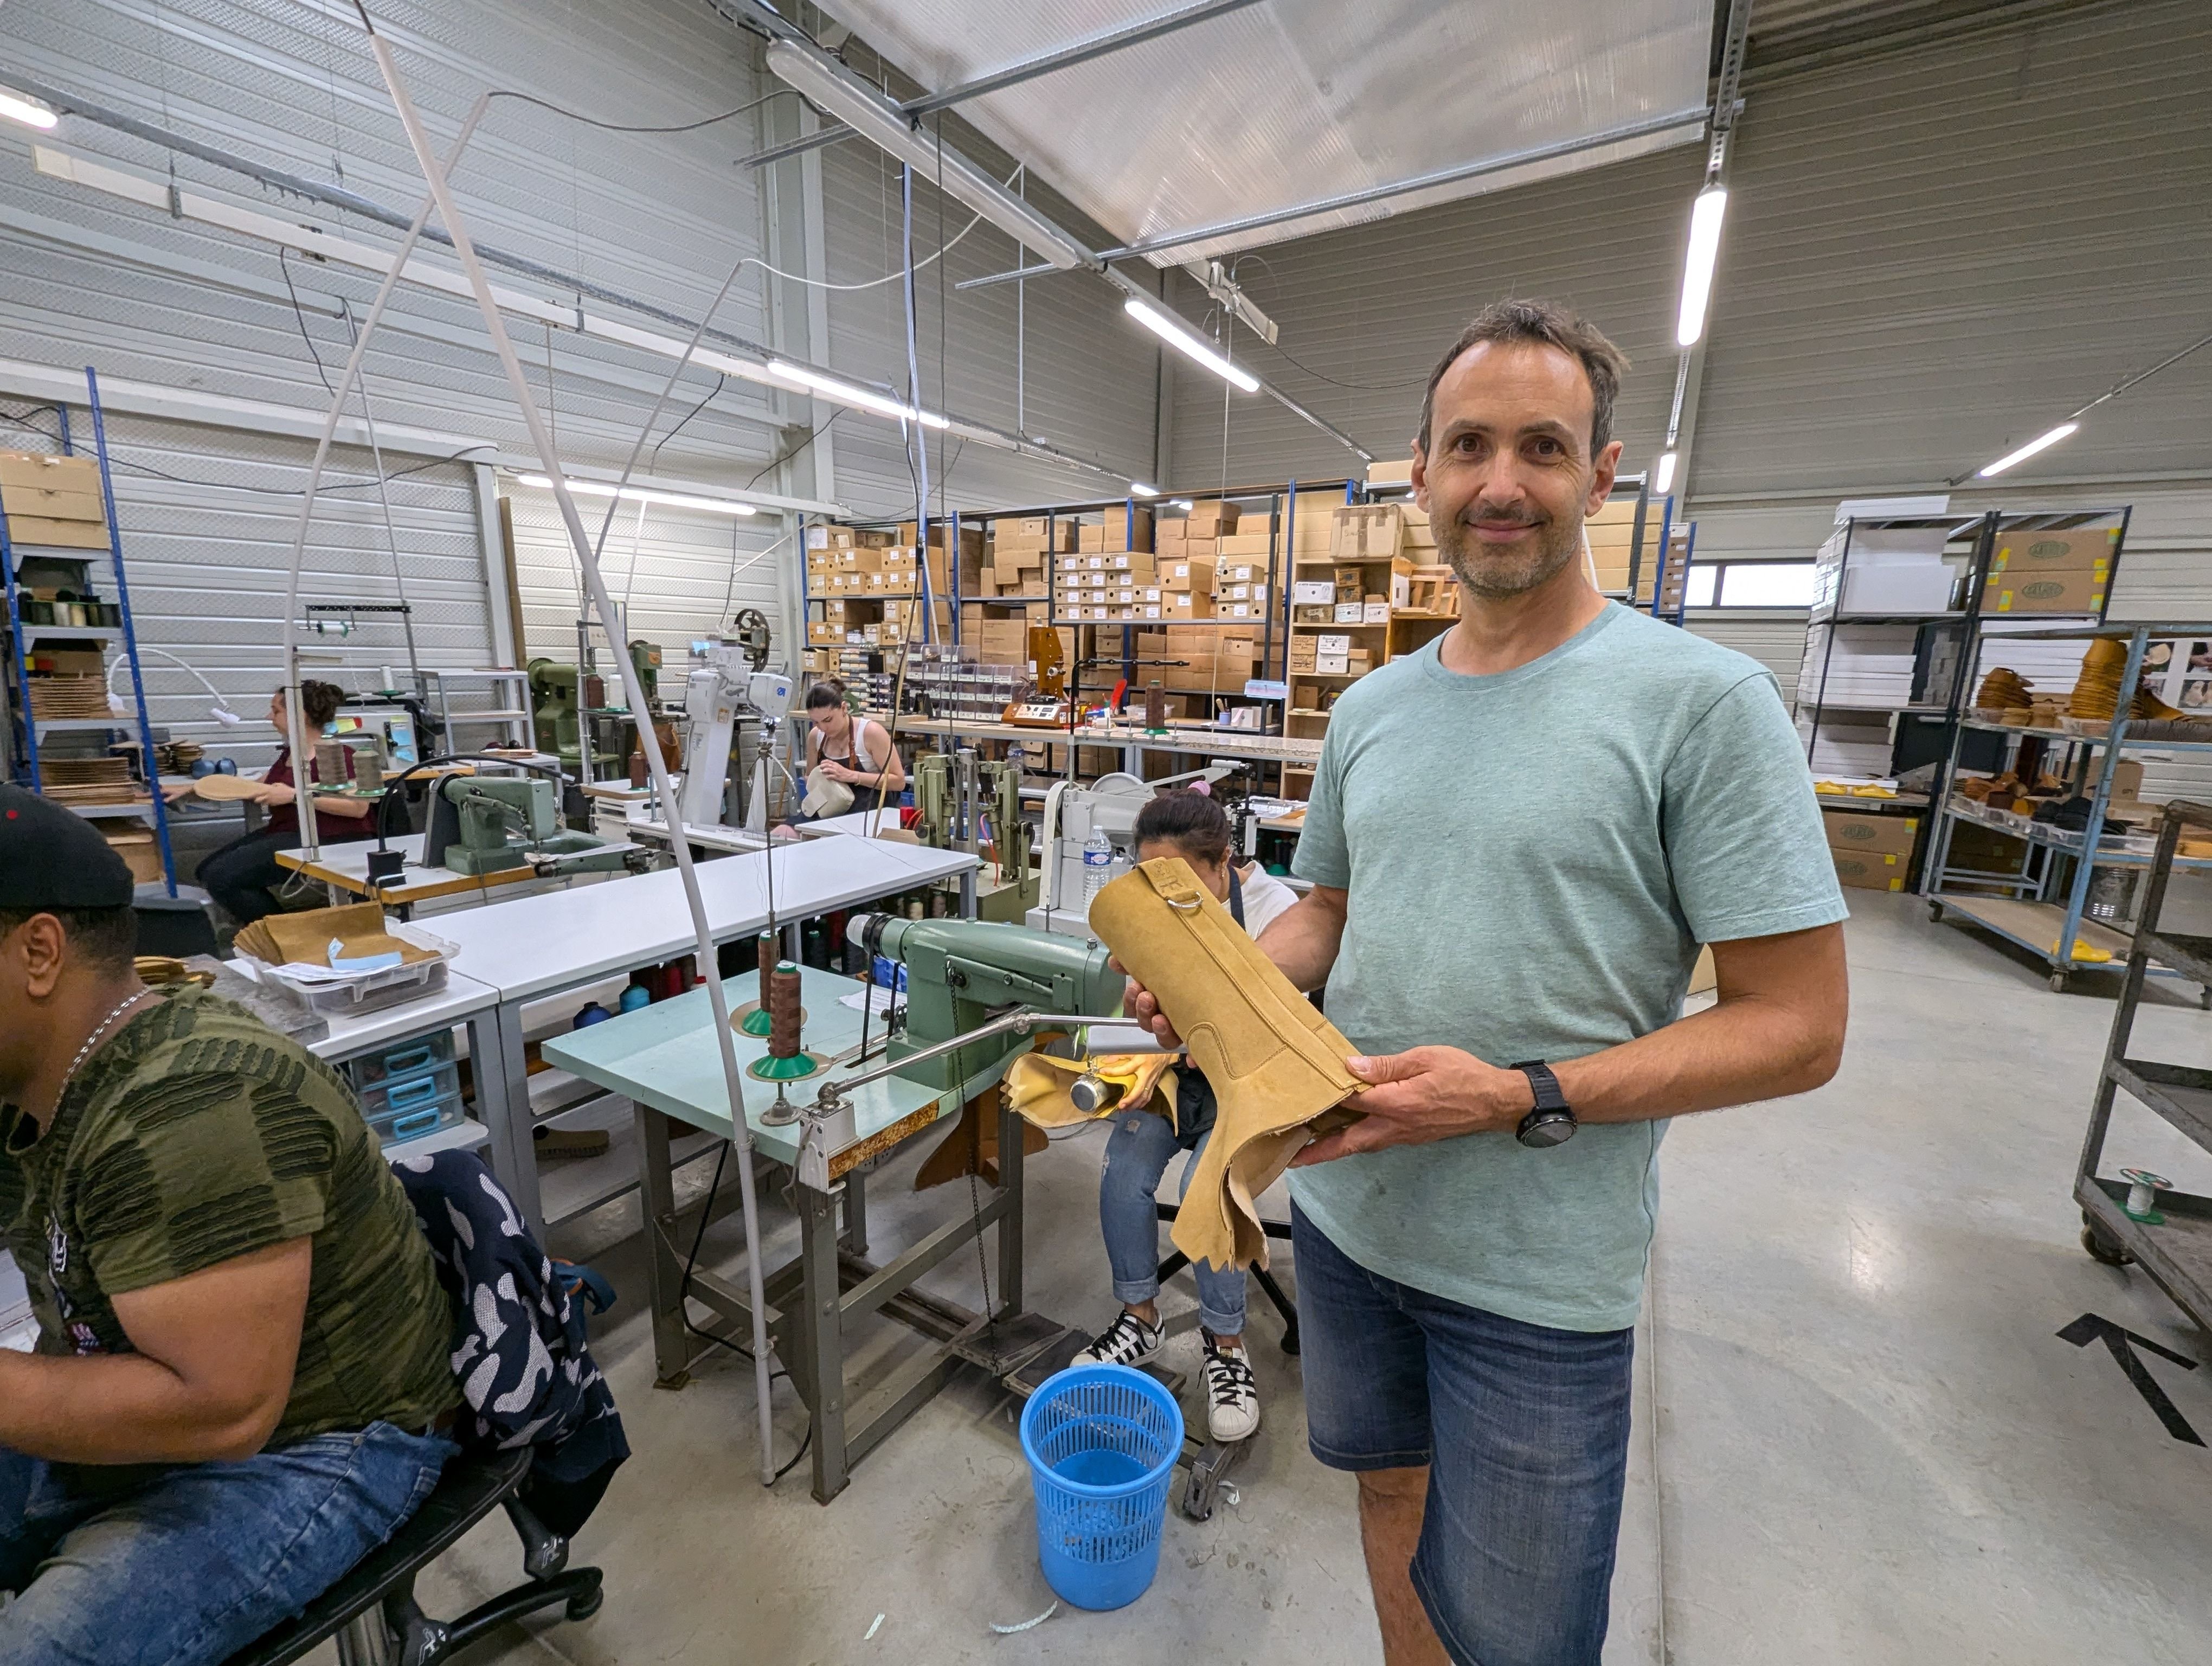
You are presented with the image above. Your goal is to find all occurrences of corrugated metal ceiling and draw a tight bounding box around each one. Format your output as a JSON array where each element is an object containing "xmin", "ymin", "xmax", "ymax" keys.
[{"xmin": 808, "ymin": 1, "xmax": 1715, "ymax": 259}]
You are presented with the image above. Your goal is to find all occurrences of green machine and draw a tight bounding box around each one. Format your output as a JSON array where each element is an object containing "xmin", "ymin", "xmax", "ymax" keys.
[
  {"xmin": 912, "ymin": 750, "xmax": 1037, "ymax": 924},
  {"xmin": 528, "ymin": 641, "xmax": 662, "ymax": 777},
  {"xmin": 844, "ymin": 913, "xmax": 1122, "ymax": 1093},
  {"xmin": 423, "ymin": 775, "xmax": 633, "ymax": 876}
]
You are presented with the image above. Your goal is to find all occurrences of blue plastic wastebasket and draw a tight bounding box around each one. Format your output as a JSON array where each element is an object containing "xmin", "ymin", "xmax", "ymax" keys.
[{"xmin": 1018, "ymin": 1362, "xmax": 1184, "ymax": 1611}]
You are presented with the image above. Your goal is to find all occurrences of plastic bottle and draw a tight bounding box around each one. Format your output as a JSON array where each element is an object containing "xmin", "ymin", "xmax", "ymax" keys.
[{"xmin": 1082, "ymin": 828, "xmax": 1115, "ymax": 909}]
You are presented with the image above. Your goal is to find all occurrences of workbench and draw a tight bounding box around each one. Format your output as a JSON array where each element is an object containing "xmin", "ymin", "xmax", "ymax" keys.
[
  {"xmin": 430, "ymin": 836, "xmax": 979, "ymax": 1238},
  {"xmin": 543, "ymin": 964, "xmax": 1044, "ymax": 1504},
  {"xmin": 865, "ymin": 713, "xmax": 1323, "ymax": 778},
  {"xmin": 274, "ymin": 832, "xmax": 553, "ymax": 911}
]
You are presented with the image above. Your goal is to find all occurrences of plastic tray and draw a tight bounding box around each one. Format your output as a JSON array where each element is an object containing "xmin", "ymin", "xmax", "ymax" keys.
[
  {"xmin": 368, "ymin": 1095, "xmax": 465, "ymax": 1148},
  {"xmin": 350, "ymin": 1028, "xmax": 459, "ymax": 1087},
  {"xmin": 355, "ymin": 1059, "xmax": 462, "ymax": 1122}
]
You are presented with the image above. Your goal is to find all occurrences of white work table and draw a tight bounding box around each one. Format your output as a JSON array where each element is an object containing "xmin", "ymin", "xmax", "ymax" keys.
[{"xmin": 429, "ymin": 836, "xmax": 980, "ymax": 1236}]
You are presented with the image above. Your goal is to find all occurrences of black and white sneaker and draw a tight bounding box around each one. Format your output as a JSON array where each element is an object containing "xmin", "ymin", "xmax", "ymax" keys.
[
  {"xmin": 1203, "ymin": 1341, "xmax": 1261, "ymax": 1442},
  {"xmin": 1073, "ymin": 1310, "xmax": 1165, "ymax": 1370}
]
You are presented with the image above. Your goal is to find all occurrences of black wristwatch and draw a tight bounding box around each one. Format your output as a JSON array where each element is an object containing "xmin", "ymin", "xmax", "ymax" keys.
[{"xmin": 1511, "ymin": 1061, "xmax": 1577, "ymax": 1148}]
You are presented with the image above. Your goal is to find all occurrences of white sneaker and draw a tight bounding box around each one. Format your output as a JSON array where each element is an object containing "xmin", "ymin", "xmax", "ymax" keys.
[
  {"xmin": 1073, "ymin": 1310, "xmax": 1165, "ymax": 1370},
  {"xmin": 1203, "ymin": 1341, "xmax": 1261, "ymax": 1442}
]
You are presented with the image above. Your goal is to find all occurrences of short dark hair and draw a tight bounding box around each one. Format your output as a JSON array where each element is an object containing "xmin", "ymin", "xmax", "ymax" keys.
[
  {"xmin": 291, "ymin": 680, "xmax": 345, "ymax": 729},
  {"xmin": 1415, "ymin": 299, "xmax": 1630, "ymax": 458},
  {"xmin": 1134, "ymin": 789, "xmax": 1231, "ymax": 867},
  {"xmin": 804, "ymin": 680, "xmax": 847, "ymax": 713},
  {"xmin": 0, "ymin": 905, "xmax": 139, "ymax": 971}
]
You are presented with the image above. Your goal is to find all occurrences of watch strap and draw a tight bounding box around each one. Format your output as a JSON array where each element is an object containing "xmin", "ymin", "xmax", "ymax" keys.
[{"xmin": 1511, "ymin": 1060, "xmax": 1568, "ymax": 1113}]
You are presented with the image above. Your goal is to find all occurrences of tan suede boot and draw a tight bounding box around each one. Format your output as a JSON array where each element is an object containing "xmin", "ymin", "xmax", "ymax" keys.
[{"xmin": 1088, "ymin": 857, "xmax": 1364, "ymax": 1271}]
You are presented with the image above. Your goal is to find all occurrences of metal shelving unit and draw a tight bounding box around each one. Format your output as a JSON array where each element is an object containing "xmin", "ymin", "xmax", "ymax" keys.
[
  {"xmin": 422, "ymin": 668, "xmax": 537, "ymax": 754},
  {"xmin": 2077, "ymin": 800, "xmax": 2212, "ymax": 1331},
  {"xmin": 1, "ymin": 367, "xmax": 178, "ymax": 893},
  {"xmin": 1922, "ymin": 618, "xmax": 2212, "ymax": 993}
]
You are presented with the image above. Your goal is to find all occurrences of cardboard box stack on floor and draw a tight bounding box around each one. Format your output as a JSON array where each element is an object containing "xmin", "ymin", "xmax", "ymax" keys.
[
  {"xmin": 0, "ymin": 451, "xmax": 108, "ymax": 550},
  {"xmin": 1825, "ymin": 810, "xmax": 1921, "ymax": 891},
  {"xmin": 1980, "ymin": 526, "xmax": 2119, "ymax": 616}
]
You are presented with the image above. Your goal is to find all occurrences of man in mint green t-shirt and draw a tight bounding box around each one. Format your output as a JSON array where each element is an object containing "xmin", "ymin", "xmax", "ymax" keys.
[{"xmin": 1125, "ymin": 300, "xmax": 1848, "ymax": 1666}]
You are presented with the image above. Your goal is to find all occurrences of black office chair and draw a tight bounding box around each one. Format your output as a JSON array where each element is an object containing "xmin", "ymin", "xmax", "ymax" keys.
[
  {"xmin": 1154, "ymin": 1200, "xmax": 1299, "ymax": 1354},
  {"xmin": 221, "ymin": 1449, "xmax": 603, "ymax": 1666}
]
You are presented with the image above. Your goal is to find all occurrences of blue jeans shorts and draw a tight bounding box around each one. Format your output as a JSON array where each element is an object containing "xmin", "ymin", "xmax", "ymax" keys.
[
  {"xmin": 0, "ymin": 1421, "xmax": 456, "ymax": 1665},
  {"xmin": 1294, "ymin": 1204, "xmax": 1635, "ymax": 1666}
]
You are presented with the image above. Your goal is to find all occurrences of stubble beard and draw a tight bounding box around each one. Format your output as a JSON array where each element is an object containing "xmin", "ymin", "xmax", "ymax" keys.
[{"xmin": 1437, "ymin": 504, "xmax": 1585, "ymax": 599}]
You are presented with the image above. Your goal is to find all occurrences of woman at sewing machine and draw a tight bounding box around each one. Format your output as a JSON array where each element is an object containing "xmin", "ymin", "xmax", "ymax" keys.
[
  {"xmin": 182, "ymin": 681, "xmax": 374, "ymax": 925},
  {"xmin": 800, "ymin": 679, "xmax": 905, "ymax": 818},
  {"xmin": 1071, "ymin": 788, "xmax": 1296, "ymax": 1443}
]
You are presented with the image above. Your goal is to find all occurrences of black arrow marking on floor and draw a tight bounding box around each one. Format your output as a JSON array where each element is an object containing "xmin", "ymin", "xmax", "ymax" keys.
[{"xmin": 2058, "ymin": 1313, "xmax": 2204, "ymax": 1445}]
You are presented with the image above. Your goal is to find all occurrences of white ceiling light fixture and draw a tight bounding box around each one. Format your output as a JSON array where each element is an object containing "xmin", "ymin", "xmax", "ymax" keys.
[
  {"xmin": 516, "ymin": 473, "xmax": 757, "ymax": 516},
  {"xmin": 1129, "ymin": 481, "xmax": 1159, "ymax": 498},
  {"xmin": 764, "ymin": 40, "xmax": 1093, "ymax": 272},
  {"xmin": 1653, "ymin": 451, "xmax": 1679, "ymax": 495},
  {"xmin": 1171, "ymin": 498, "xmax": 1195, "ymax": 511},
  {"xmin": 1976, "ymin": 422, "xmax": 2080, "ymax": 479},
  {"xmin": 1675, "ymin": 185, "xmax": 1729, "ymax": 348},
  {"xmin": 1124, "ymin": 297, "xmax": 1259, "ymax": 393},
  {"xmin": 768, "ymin": 360, "xmax": 950, "ymax": 430},
  {"xmin": 0, "ymin": 87, "xmax": 58, "ymax": 131}
]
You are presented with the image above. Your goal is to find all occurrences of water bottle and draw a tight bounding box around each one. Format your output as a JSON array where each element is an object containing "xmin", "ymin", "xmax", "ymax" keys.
[{"xmin": 1082, "ymin": 828, "xmax": 1115, "ymax": 910}]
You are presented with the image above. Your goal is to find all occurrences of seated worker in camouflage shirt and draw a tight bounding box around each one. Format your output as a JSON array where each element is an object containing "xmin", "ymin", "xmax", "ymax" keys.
[{"xmin": 0, "ymin": 785, "xmax": 462, "ymax": 1665}]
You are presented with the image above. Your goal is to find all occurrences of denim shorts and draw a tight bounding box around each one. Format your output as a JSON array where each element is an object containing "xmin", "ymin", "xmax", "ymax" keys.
[{"xmin": 1293, "ymin": 1204, "xmax": 1635, "ymax": 1666}]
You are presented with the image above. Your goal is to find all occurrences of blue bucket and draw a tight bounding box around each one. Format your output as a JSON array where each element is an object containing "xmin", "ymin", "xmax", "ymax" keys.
[{"xmin": 1019, "ymin": 1363, "xmax": 1184, "ymax": 1611}]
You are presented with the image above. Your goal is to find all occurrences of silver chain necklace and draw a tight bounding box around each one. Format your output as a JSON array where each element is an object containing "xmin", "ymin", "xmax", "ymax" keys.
[{"xmin": 57, "ymin": 989, "xmax": 158, "ymax": 1099}]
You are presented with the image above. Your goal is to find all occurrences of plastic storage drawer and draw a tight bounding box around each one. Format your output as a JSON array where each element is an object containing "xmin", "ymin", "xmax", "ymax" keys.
[
  {"xmin": 349, "ymin": 1029, "xmax": 459, "ymax": 1088},
  {"xmin": 354, "ymin": 1060, "xmax": 465, "ymax": 1148}
]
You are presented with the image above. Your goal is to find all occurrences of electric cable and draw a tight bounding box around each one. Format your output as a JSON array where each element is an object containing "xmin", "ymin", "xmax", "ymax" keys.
[
  {"xmin": 481, "ymin": 86, "xmax": 796, "ymax": 135},
  {"xmin": 650, "ymin": 373, "xmax": 726, "ymax": 467},
  {"xmin": 0, "ymin": 406, "xmax": 476, "ymax": 495}
]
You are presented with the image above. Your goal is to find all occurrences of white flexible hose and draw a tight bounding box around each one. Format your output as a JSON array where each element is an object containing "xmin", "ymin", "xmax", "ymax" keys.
[{"xmin": 349, "ymin": 7, "xmax": 780, "ymax": 1484}]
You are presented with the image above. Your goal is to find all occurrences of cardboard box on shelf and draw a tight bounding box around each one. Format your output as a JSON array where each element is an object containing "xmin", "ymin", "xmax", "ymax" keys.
[
  {"xmin": 1078, "ymin": 523, "xmax": 1108, "ymax": 553},
  {"xmin": 1185, "ymin": 500, "xmax": 1239, "ymax": 535},
  {"xmin": 1293, "ymin": 580, "xmax": 1335, "ymax": 605},
  {"xmin": 1831, "ymin": 848, "xmax": 1907, "ymax": 891},
  {"xmin": 1105, "ymin": 506, "xmax": 1154, "ymax": 552},
  {"xmin": 1368, "ymin": 459, "xmax": 1414, "ymax": 487},
  {"xmin": 1332, "ymin": 503, "xmax": 1404, "ymax": 560},
  {"xmin": 1108, "ymin": 552, "xmax": 1157, "ymax": 574},
  {"xmin": 1362, "ymin": 602, "xmax": 1391, "ymax": 624},
  {"xmin": 1334, "ymin": 601, "xmax": 1366, "ymax": 624},
  {"xmin": 1161, "ymin": 558, "xmax": 1216, "ymax": 592},
  {"xmin": 9, "ymin": 517, "xmax": 111, "ymax": 549},
  {"xmin": 1988, "ymin": 528, "xmax": 2118, "ymax": 575},
  {"xmin": 7, "ymin": 484, "xmax": 104, "ymax": 522},
  {"xmin": 0, "ymin": 451, "xmax": 102, "ymax": 496},
  {"xmin": 1167, "ymin": 592, "xmax": 1217, "ymax": 620},
  {"xmin": 1333, "ymin": 565, "xmax": 1364, "ymax": 603},
  {"xmin": 1824, "ymin": 812, "xmax": 1921, "ymax": 858},
  {"xmin": 1982, "ymin": 569, "xmax": 2106, "ymax": 614},
  {"xmin": 1289, "ymin": 644, "xmax": 1317, "ymax": 672},
  {"xmin": 1315, "ymin": 652, "xmax": 1350, "ymax": 675},
  {"xmin": 1316, "ymin": 633, "xmax": 1351, "ymax": 655},
  {"xmin": 1218, "ymin": 532, "xmax": 1274, "ymax": 559}
]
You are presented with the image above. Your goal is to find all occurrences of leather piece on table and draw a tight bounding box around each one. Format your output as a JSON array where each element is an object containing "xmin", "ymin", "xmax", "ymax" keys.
[
  {"xmin": 1086, "ymin": 857, "xmax": 1364, "ymax": 1272},
  {"xmin": 1004, "ymin": 1051, "xmax": 1180, "ymax": 1130}
]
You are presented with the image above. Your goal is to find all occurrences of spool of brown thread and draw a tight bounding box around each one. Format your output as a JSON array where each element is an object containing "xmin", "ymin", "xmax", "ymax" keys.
[
  {"xmin": 313, "ymin": 735, "xmax": 347, "ymax": 788},
  {"xmin": 1144, "ymin": 680, "xmax": 1165, "ymax": 730},
  {"xmin": 628, "ymin": 751, "xmax": 647, "ymax": 788},
  {"xmin": 756, "ymin": 931, "xmax": 777, "ymax": 1014},
  {"xmin": 767, "ymin": 965, "xmax": 803, "ymax": 1059}
]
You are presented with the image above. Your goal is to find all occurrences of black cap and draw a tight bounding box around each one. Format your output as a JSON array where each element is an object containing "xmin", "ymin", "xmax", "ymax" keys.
[{"xmin": 0, "ymin": 785, "xmax": 136, "ymax": 911}]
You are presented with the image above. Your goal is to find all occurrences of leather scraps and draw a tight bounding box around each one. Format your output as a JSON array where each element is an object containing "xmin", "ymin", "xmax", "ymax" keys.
[{"xmin": 1086, "ymin": 857, "xmax": 1364, "ymax": 1271}]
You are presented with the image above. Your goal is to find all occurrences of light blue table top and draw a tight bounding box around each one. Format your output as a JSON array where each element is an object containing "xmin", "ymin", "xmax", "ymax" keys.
[{"xmin": 539, "ymin": 965, "xmax": 947, "ymax": 1168}]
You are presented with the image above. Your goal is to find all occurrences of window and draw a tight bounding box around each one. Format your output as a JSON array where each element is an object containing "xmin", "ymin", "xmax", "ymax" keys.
[{"xmin": 1687, "ymin": 560, "xmax": 1817, "ymax": 609}]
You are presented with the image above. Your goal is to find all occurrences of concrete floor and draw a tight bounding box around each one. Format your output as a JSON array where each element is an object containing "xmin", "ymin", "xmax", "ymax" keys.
[{"xmin": 327, "ymin": 890, "xmax": 2212, "ymax": 1664}]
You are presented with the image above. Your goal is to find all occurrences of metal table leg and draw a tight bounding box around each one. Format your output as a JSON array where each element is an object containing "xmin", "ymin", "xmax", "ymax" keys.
[
  {"xmin": 475, "ymin": 1002, "xmax": 544, "ymax": 1239},
  {"xmin": 959, "ymin": 868, "xmax": 977, "ymax": 918},
  {"xmin": 842, "ymin": 1165, "xmax": 869, "ymax": 1257},
  {"xmin": 995, "ymin": 1092, "xmax": 1024, "ymax": 1315},
  {"xmin": 796, "ymin": 1178, "xmax": 850, "ymax": 1503},
  {"xmin": 635, "ymin": 1103, "xmax": 692, "ymax": 1387}
]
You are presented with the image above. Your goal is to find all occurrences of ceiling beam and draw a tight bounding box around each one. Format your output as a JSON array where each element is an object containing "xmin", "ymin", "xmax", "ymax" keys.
[{"xmin": 734, "ymin": 0, "xmax": 1266, "ymax": 169}]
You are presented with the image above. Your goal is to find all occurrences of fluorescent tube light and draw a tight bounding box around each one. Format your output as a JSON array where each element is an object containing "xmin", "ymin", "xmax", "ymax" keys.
[
  {"xmin": 1124, "ymin": 297, "xmax": 1259, "ymax": 393},
  {"xmin": 517, "ymin": 474, "xmax": 757, "ymax": 515},
  {"xmin": 1171, "ymin": 499, "xmax": 1194, "ymax": 511},
  {"xmin": 1975, "ymin": 422, "xmax": 2079, "ymax": 478},
  {"xmin": 0, "ymin": 88, "xmax": 57, "ymax": 131},
  {"xmin": 768, "ymin": 360, "xmax": 950, "ymax": 430},
  {"xmin": 1675, "ymin": 186, "xmax": 1728, "ymax": 348},
  {"xmin": 1653, "ymin": 451, "xmax": 1678, "ymax": 495},
  {"xmin": 765, "ymin": 40, "xmax": 1091, "ymax": 271},
  {"xmin": 1129, "ymin": 482, "xmax": 1159, "ymax": 498}
]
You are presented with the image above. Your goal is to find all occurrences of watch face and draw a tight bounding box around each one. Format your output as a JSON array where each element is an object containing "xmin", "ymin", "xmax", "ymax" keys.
[{"xmin": 1516, "ymin": 1110, "xmax": 1578, "ymax": 1149}]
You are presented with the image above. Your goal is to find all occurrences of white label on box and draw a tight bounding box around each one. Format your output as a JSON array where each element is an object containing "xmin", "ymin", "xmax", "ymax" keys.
[
  {"xmin": 1141, "ymin": 605, "xmax": 1162, "ymax": 619},
  {"xmin": 1318, "ymin": 632, "xmax": 1351, "ymax": 653},
  {"xmin": 1086, "ymin": 555, "xmax": 1107, "ymax": 569},
  {"xmin": 1315, "ymin": 654, "xmax": 1350, "ymax": 674},
  {"xmin": 1293, "ymin": 580, "xmax": 1334, "ymax": 604},
  {"xmin": 1334, "ymin": 602, "xmax": 1365, "ymax": 623},
  {"xmin": 1364, "ymin": 602, "xmax": 1391, "ymax": 623}
]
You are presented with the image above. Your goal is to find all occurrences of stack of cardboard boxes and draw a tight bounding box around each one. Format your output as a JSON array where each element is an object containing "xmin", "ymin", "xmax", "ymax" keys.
[
  {"xmin": 1825, "ymin": 811, "xmax": 1921, "ymax": 892},
  {"xmin": 1135, "ymin": 627, "xmax": 1258, "ymax": 694},
  {"xmin": 1980, "ymin": 527, "xmax": 2119, "ymax": 616},
  {"xmin": 1584, "ymin": 495, "xmax": 1642, "ymax": 595},
  {"xmin": 0, "ymin": 451, "xmax": 109, "ymax": 551}
]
